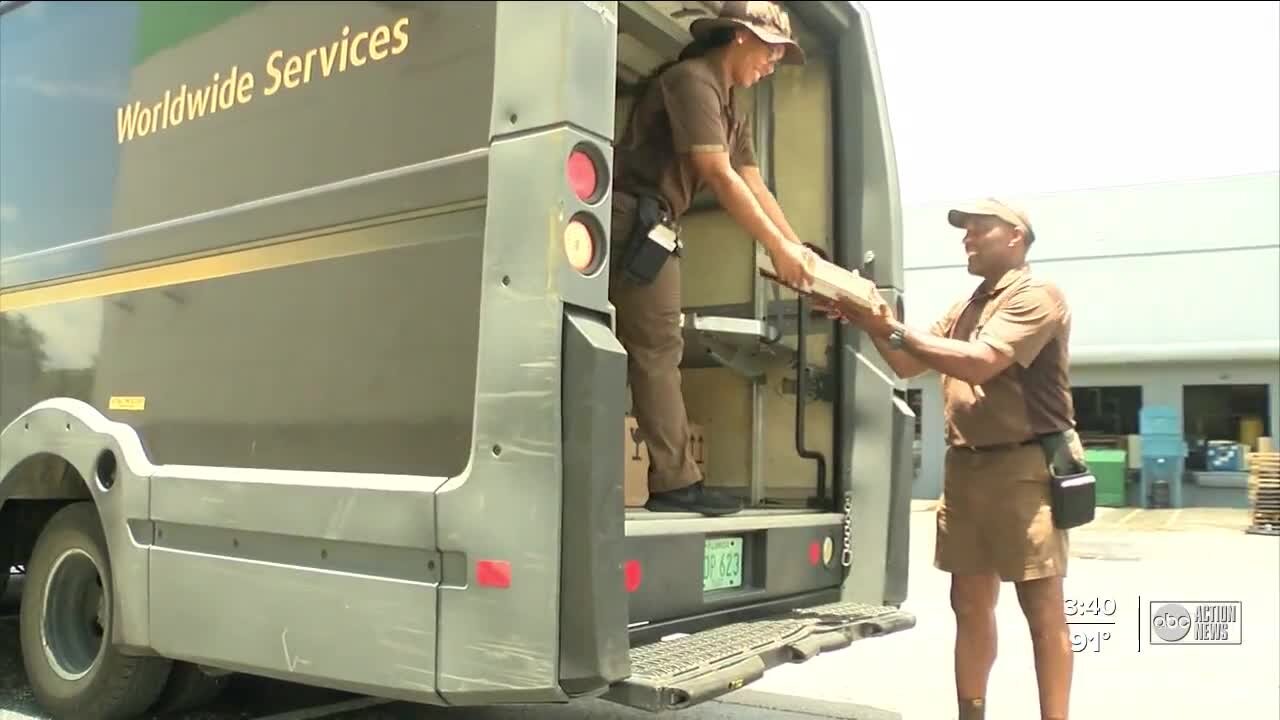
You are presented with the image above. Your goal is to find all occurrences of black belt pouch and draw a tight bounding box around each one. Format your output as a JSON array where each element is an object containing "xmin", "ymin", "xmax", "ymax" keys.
[
  {"xmin": 1038, "ymin": 431, "xmax": 1097, "ymax": 529},
  {"xmin": 619, "ymin": 194, "xmax": 677, "ymax": 286}
]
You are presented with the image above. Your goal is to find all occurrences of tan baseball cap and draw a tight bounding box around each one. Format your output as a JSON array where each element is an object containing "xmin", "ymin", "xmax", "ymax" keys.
[
  {"xmin": 689, "ymin": 1, "xmax": 806, "ymax": 65},
  {"xmin": 947, "ymin": 198, "xmax": 1036, "ymax": 245}
]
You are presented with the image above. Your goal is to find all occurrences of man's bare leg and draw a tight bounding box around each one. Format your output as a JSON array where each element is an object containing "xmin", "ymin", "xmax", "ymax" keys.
[
  {"xmin": 1016, "ymin": 576, "xmax": 1072, "ymax": 720},
  {"xmin": 951, "ymin": 573, "xmax": 1000, "ymax": 719}
]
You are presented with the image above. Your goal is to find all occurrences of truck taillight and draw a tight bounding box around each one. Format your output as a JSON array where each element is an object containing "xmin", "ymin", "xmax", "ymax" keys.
[
  {"xmin": 624, "ymin": 560, "xmax": 642, "ymax": 593},
  {"xmin": 567, "ymin": 146, "xmax": 602, "ymax": 202},
  {"xmin": 564, "ymin": 215, "xmax": 597, "ymax": 273}
]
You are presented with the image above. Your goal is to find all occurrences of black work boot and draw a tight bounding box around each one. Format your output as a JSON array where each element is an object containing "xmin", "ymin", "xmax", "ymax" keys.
[{"xmin": 644, "ymin": 482, "xmax": 743, "ymax": 516}]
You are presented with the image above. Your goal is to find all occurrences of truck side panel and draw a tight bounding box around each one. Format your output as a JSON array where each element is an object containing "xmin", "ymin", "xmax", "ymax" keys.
[{"xmin": 1, "ymin": 2, "xmax": 497, "ymax": 472}]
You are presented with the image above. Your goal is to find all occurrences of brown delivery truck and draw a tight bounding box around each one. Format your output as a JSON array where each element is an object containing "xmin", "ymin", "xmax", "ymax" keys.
[{"xmin": 0, "ymin": 2, "xmax": 916, "ymax": 718}]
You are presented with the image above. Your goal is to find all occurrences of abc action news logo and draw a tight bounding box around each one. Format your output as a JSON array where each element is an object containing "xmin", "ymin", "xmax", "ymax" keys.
[{"xmin": 1149, "ymin": 601, "xmax": 1242, "ymax": 645}]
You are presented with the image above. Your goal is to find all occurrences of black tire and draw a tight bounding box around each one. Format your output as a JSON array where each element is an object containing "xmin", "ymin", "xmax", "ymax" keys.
[
  {"xmin": 152, "ymin": 662, "xmax": 230, "ymax": 715},
  {"xmin": 19, "ymin": 502, "xmax": 173, "ymax": 720}
]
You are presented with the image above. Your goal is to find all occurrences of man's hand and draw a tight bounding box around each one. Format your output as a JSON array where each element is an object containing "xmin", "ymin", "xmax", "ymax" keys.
[
  {"xmin": 841, "ymin": 300, "xmax": 896, "ymax": 338},
  {"xmin": 814, "ymin": 289, "xmax": 892, "ymax": 329},
  {"xmin": 813, "ymin": 290, "xmax": 930, "ymax": 380}
]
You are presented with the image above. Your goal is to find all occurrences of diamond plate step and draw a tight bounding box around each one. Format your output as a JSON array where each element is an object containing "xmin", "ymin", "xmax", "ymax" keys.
[{"xmin": 602, "ymin": 600, "xmax": 916, "ymax": 712}]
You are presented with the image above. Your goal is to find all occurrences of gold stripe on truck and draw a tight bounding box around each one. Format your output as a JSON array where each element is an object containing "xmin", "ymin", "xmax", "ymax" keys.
[{"xmin": 0, "ymin": 200, "xmax": 483, "ymax": 313}]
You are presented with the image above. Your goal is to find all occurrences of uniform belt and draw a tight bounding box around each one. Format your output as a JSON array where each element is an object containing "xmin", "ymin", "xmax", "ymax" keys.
[{"xmin": 952, "ymin": 437, "xmax": 1039, "ymax": 453}]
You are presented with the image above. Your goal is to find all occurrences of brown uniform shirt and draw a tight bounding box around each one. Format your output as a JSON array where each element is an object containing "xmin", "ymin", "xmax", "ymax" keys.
[
  {"xmin": 613, "ymin": 56, "xmax": 756, "ymax": 222},
  {"xmin": 931, "ymin": 265, "xmax": 1076, "ymax": 448}
]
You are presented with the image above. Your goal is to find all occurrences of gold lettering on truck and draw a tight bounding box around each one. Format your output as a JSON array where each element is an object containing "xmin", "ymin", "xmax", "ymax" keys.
[{"xmin": 115, "ymin": 17, "xmax": 410, "ymax": 145}]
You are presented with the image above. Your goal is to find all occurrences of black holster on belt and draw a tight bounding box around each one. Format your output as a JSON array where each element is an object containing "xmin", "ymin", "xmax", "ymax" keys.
[
  {"xmin": 1037, "ymin": 430, "xmax": 1096, "ymax": 529},
  {"xmin": 619, "ymin": 193, "xmax": 679, "ymax": 286}
]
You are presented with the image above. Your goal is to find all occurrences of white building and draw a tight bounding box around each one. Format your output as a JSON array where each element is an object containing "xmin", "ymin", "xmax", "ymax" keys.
[{"xmin": 902, "ymin": 172, "xmax": 1280, "ymax": 508}]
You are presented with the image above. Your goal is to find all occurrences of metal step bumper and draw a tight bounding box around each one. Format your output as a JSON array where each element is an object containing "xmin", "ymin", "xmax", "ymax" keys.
[{"xmin": 602, "ymin": 600, "xmax": 916, "ymax": 712}]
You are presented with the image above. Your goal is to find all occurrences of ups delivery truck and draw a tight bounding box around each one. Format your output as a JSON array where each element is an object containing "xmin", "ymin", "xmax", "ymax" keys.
[{"xmin": 0, "ymin": 2, "xmax": 917, "ymax": 718}]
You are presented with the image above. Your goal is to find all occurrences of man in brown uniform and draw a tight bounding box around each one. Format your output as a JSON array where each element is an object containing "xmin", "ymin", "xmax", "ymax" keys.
[
  {"xmin": 610, "ymin": 2, "xmax": 815, "ymax": 516},
  {"xmin": 820, "ymin": 199, "xmax": 1082, "ymax": 720}
]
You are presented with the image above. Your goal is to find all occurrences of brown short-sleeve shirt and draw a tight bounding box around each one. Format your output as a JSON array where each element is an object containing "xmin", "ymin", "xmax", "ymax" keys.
[
  {"xmin": 933, "ymin": 265, "xmax": 1076, "ymax": 448},
  {"xmin": 614, "ymin": 57, "xmax": 756, "ymax": 221}
]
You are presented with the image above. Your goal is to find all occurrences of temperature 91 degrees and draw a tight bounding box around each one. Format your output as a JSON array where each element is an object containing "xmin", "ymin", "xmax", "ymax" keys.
[{"xmin": 1070, "ymin": 628, "xmax": 1112, "ymax": 653}]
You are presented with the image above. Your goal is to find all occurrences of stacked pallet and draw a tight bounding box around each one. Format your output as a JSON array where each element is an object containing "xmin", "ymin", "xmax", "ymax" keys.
[{"xmin": 1246, "ymin": 451, "xmax": 1280, "ymax": 536}]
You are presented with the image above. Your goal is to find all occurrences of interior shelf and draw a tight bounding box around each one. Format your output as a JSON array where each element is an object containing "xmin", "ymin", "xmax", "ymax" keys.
[{"xmin": 679, "ymin": 312, "xmax": 796, "ymax": 379}]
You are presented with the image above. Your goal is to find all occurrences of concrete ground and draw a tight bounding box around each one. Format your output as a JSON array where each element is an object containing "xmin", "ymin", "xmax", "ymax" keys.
[
  {"xmin": 1, "ymin": 504, "xmax": 1275, "ymax": 720},
  {"xmin": 747, "ymin": 502, "xmax": 1280, "ymax": 720}
]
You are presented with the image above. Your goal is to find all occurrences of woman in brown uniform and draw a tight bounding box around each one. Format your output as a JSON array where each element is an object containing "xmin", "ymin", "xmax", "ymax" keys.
[{"xmin": 610, "ymin": 2, "xmax": 815, "ymax": 516}]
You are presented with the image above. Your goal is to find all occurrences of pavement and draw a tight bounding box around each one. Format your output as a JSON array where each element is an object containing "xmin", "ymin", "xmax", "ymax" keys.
[
  {"xmin": 746, "ymin": 503, "xmax": 1280, "ymax": 720},
  {"xmin": 1, "ymin": 504, "xmax": 1276, "ymax": 720}
]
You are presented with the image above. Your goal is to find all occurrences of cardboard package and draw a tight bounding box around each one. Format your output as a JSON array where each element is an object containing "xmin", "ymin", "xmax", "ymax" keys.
[
  {"xmin": 624, "ymin": 416, "xmax": 706, "ymax": 508},
  {"xmin": 758, "ymin": 246, "xmax": 881, "ymax": 312}
]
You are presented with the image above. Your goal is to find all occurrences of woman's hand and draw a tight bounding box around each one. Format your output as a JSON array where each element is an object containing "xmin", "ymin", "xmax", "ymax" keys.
[{"xmin": 768, "ymin": 241, "xmax": 816, "ymax": 291}]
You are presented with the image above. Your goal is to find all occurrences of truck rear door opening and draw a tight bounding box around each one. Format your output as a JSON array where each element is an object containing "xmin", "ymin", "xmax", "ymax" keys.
[{"xmin": 592, "ymin": 1, "xmax": 918, "ymax": 709}]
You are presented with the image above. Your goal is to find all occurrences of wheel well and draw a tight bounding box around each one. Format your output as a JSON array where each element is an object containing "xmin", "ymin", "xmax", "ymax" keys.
[
  {"xmin": 1, "ymin": 454, "xmax": 92, "ymax": 571},
  {"xmin": 0, "ymin": 499, "xmax": 81, "ymax": 573}
]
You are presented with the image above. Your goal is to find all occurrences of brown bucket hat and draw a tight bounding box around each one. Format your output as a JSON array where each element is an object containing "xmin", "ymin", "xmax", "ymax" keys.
[{"xmin": 689, "ymin": 1, "xmax": 807, "ymax": 65}]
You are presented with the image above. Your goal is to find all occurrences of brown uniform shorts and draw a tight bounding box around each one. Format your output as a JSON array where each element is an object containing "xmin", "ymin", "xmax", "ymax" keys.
[{"xmin": 934, "ymin": 441, "xmax": 1071, "ymax": 582}]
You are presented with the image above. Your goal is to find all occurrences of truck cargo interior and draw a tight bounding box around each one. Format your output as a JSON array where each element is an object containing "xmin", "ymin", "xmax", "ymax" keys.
[{"xmin": 616, "ymin": 2, "xmax": 838, "ymax": 514}]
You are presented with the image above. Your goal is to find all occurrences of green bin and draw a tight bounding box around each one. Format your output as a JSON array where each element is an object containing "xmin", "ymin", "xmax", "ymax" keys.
[{"xmin": 1085, "ymin": 449, "xmax": 1128, "ymax": 507}]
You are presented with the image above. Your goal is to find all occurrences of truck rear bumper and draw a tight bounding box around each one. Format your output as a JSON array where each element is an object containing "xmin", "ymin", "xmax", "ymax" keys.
[{"xmin": 622, "ymin": 510, "xmax": 848, "ymax": 630}]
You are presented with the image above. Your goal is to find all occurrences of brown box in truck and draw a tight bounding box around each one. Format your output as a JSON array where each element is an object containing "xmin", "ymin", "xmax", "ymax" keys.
[
  {"xmin": 624, "ymin": 415, "xmax": 649, "ymax": 507},
  {"xmin": 624, "ymin": 416, "xmax": 706, "ymax": 508}
]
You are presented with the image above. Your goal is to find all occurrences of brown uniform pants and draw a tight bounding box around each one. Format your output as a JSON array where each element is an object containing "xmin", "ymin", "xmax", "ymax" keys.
[{"xmin": 609, "ymin": 195, "xmax": 702, "ymax": 493}]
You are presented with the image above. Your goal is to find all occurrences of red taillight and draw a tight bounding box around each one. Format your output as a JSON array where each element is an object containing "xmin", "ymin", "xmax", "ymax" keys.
[
  {"xmin": 808, "ymin": 542, "xmax": 821, "ymax": 567},
  {"xmin": 567, "ymin": 148, "xmax": 599, "ymax": 202},
  {"xmin": 564, "ymin": 215, "xmax": 597, "ymax": 273},
  {"xmin": 476, "ymin": 560, "xmax": 511, "ymax": 589},
  {"xmin": 624, "ymin": 560, "xmax": 642, "ymax": 593}
]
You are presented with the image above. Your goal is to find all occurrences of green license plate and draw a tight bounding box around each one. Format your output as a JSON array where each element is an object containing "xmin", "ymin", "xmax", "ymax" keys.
[{"xmin": 703, "ymin": 537, "xmax": 743, "ymax": 592}]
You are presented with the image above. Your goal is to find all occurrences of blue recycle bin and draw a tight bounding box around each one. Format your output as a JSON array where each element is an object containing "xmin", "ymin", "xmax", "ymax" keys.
[
  {"xmin": 1138, "ymin": 406, "xmax": 1186, "ymax": 508},
  {"xmin": 1140, "ymin": 406, "xmax": 1181, "ymax": 436},
  {"xmin": 1140, "ymin": 433, "xmax": 1186, "ymax": 458},
  {"xmin": 1141, "ymin": 455, "xmax": 1184, "ymax": 508}
]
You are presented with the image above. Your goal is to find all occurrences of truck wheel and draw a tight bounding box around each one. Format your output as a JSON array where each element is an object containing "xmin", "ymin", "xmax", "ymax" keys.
[
  {"xmin": 153, "ymin": 662, "xmax": 230, "ymax": 714},
  {"xmin": 19, "ymin": 502, "xmax": 172, "ymax": 720}
]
